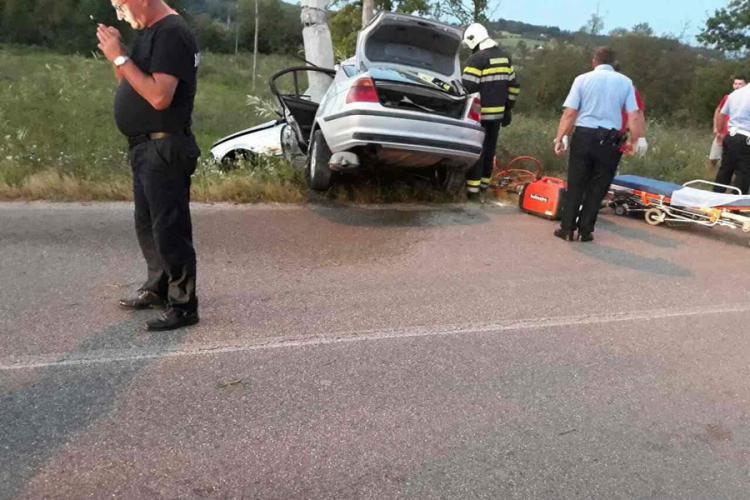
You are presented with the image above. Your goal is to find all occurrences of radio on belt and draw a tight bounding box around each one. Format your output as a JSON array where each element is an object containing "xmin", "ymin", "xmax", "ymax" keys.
[{"xmin": 518, "ymin": 176, "xmax": 567, "ymax": 220}]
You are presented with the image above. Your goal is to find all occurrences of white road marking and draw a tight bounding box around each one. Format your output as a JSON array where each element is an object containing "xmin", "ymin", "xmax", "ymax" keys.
[{"xmin": 2, "ymin": 302, "xmax": 749, "ymax": 371}]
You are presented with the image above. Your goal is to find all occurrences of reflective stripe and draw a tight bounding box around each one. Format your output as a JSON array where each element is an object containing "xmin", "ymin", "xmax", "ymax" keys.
[
  {"xmin": 480, "ymin": 177, "xmax": 492, "ymax": 184},
  {"xmin": 489, "ymin": 57, "xmax": 509, "ymax": 65},
  {"xmin": 462, "ymin": 74, "xmax": 480, "ymax": 83},
  {"xmin": 481, "ymin": 74, "xmax": 512, "ymax": 82},
  {"xmin": 467, "ymin": 186, "xmax": 480, "ymax": 194},
  {"xmin": 508, "ymin": 95, "xmax": 518, "ymax": 101},
  {"xmin": 482, "ymin": 113, "xmax": 504, "ymax": 121},
  {"xmin": 481, "ymin": 106, "xmax": 506, "ymax": 113},
  {"xmin": 463, "ymin": 66, "xmax": 482, "ymax": 76},
  {"xmin": 482, "ymin": 66, "xmax": 513, "ymax": 76},
  {"xmin": 466, "ymin": 179, "xmax": 482, "ymax": 187},
  {"xmin": 508, "ymin": 87, "xmax": 520, "ymax": 94}
]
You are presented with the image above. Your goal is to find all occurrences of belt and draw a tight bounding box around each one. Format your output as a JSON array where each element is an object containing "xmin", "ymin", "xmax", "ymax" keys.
[
  {"xmin": 729, "ymin": 127, "xmax": 750, "ymax": 138},
  {"xmin": 575, "ymin": 126, "xmax": 618, "ymax": 133},
  {"xmin": 575, "ymin": 126, "xmax": 624, "ymax": 146},
  {"xmin": 127, "ymin": 128, "xmax": 191, "ymax": 149}
]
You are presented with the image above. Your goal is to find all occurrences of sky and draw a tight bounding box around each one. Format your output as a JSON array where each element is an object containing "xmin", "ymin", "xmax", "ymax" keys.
[{"xmin": 491, "ymin": 0, "xmax": 728, "ymax": 43}]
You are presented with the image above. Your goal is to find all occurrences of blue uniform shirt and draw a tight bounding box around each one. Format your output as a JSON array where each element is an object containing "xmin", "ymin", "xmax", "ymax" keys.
[
  {"xmin": 721, "ymin": 85, "xmax": 750, "ymax": 133},
  {"xmin": 562, "ymin": 64, "xmax": 638, "ymax": 130}
]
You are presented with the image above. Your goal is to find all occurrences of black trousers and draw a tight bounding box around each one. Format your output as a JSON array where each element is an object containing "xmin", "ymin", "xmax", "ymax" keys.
[
  {"xmin": 716, "ymin": 134, "xmax": 750, "ymax": 194},
  {"xmin": 467, "ymin": 119, "xmax": 502, "ymax": 192},
  {"xmin": 560, "ymin": 127, "xmax": 622, "ymax": 235},
  {"xmin": 129, "ymin": 134, "xmax": 200, "ymax": 312}
]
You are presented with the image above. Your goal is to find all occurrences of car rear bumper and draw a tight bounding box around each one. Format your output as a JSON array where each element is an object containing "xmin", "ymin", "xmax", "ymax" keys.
[{"xmin": 321, "ymin": 109, "xmax": 484, "ymax": 164}]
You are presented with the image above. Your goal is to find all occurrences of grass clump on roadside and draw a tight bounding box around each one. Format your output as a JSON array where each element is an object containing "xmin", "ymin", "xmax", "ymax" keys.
[
  {"xmin": 0, "ymin": 45, "xmax": 304, "ymax": 202},
  {"xmin": 0, "ymin": 45, "xmax": 718, "ymax": 202},
  {"xmin": 497, "ymin": 114, "xmax": 714, "ymax": 183}
]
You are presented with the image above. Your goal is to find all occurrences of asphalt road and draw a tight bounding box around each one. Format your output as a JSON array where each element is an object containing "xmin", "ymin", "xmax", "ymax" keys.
[{"xmin": 2, "ymin": 201, "xmax": 750, "ymax": 499}]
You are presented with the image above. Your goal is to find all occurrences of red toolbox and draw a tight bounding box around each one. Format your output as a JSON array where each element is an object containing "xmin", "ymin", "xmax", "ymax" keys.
[{"xmin": 518, "ymin": 177, "xmax": 567, "ymax": 220}]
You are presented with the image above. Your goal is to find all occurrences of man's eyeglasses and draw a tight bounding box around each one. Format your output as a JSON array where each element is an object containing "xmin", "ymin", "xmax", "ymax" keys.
[{"xmin": 112, "ymin": 0, "xmax": 129, "ymax": 14}]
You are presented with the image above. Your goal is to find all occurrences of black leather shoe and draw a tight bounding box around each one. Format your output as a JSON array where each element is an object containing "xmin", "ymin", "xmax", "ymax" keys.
[
  {"xmin": 579, "ymin": 232, "xmax": 594, "ymax": 242},
  {"xmin": 146, "ymin": 308, "xmax": 200, "ymax": 331},
  {"xmin": 554, "ymin": 228, "xmax": 577, "ymax": 241},
  {"xmin": 119, "ymin": 290, "xmax": 165, "ymax": 310}
]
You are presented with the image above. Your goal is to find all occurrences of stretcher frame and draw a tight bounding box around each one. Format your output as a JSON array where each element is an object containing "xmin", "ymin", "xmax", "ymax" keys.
[{"xmin": 608, "ymin": 179, "xmax": 750, "ymax": 235}]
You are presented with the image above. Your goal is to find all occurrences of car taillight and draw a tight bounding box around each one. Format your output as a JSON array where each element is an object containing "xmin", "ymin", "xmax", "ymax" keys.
[
  {"xmin": 468, "ymin": 97, "xmax": 481, "ymax": 122},
  {"xmin": 346, "ymin": 77, "xmax": 380, "ymax": 104}
]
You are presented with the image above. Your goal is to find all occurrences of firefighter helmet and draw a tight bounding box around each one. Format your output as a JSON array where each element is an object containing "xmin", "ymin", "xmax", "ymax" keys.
[{"xmin": 463, "ymin": 23, "xmax": 490, "ymax": 50}]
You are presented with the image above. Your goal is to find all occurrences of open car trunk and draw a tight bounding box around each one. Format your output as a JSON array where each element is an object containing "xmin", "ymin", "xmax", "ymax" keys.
[
  {"xmin": 356, "ymin": 13, "xmax": 463, "ymax": 80},
  {"xmin": 368, "ymin": 67, "xmax": 468, "ymax": 120}
]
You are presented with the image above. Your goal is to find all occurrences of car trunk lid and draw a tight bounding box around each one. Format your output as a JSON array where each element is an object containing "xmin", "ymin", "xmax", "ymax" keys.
[{"xmin": 356, "ymin": 13, "xmax": 463, "ymax": 81}]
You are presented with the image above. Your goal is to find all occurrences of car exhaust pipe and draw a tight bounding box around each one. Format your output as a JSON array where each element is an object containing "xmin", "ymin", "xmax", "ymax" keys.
[{"xmin": 329, "ymin": 151, "xmax": 360, "ymax": 171}]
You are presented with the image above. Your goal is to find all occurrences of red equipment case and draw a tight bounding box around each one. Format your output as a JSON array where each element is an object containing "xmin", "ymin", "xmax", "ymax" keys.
[{"xmin": 518, "ymin": 177, "xmax": 567, "ymax": 220}]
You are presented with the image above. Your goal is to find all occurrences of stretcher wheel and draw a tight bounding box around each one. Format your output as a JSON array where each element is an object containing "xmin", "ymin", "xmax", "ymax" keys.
[
  {"xmin": 614, "ymin": 204, "xmax": 628, "ymax": 217},
  {"xmin": 645, "ymin": 208, "xmax": 665, "ymax": 226}
]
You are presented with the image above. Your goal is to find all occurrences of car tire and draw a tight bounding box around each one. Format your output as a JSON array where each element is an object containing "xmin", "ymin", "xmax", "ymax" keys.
[
  {"xmin": 307, "ymin": 129, "xmax": 333, "ymax": 191},
  {"xmin": 435, "ymin": 165, "xmax": 465, "ymax": 196},
  {"xmin": 220, "ymin": 149, "xmax": 255, "ymax": 172}
]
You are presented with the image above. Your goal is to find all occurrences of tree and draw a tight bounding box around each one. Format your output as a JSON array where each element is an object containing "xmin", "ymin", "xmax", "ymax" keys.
[
  {"xmin": 631, "ymin": 22, "xmax": 654, "ymax": 36},
  {"xmin": 580, "ymin": 12, "xmax": 604, "ymax": 36},
  {"xmin": 434, "ymin": 0, "xmax": 489, "ymax": 24},
  {"xmin": 329, "ymin": 0, "xmax": 430, "ymax": 58},
  {"xmin": 698, "ymin": 0, "xmax": 750, "ymax": 53}
]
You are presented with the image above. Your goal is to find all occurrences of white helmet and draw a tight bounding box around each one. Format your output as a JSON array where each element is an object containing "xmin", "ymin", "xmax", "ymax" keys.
[{"xmin": 463, "ymin": 23, "xmax": 490, "ymax": 50}]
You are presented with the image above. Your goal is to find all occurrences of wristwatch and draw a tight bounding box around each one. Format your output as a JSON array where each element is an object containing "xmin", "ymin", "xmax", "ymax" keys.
[{"xmin": 113, "ymin": 55, "xmax": 130, "ymax": 67}]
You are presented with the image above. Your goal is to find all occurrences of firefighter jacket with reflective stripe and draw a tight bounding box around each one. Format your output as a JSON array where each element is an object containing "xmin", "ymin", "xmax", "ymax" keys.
[{"xmin": 461, "ymin": 46, "xmax": 520, "ymax": 121}]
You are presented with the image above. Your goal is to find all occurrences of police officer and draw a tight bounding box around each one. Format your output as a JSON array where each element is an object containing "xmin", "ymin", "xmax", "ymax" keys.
[
  {"xmin": 97, "ymin": 0, "xmax": 201, "ymax": 331},
  {"xmin": 715, "ymin": 79, "xmax": 750, "ymax": 194},
  {"xmin": 553, "ymin": 47, "xmax": 647, "ymax": 242},
  {"xmin": 461, "ymin": 23, "xmax": 520, "ymax": 201}
]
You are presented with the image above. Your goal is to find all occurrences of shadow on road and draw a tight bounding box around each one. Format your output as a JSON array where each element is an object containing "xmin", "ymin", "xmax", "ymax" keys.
[
  {"xmin": 574, "ymin": 243, "xmax": 693, "ymax": 278},
  {"xmin": 0, "ymin": 314, "xmax": 190, "ymax": 500},
  {"xmin": 597, "ymin": 217, "xmax": 681, "ymax": 249},
  {"xmin": 310, "ymin": 205, "xmax": 493, "ymax": 228},
  {"xmin": 600, "ymin": 213, "xmax": 750, "ymax": 250}
]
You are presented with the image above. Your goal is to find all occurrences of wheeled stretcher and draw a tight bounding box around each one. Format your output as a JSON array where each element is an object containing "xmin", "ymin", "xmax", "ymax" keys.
[{"xmin": 608, "ymin": 175, "xmax": 750, "ymax": 236}]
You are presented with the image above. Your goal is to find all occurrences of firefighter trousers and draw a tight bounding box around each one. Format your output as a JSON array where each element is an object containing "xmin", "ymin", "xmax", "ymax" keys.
[{"xmin": 467, "ymin": 119, "xmax": 501, "ymax": 193}]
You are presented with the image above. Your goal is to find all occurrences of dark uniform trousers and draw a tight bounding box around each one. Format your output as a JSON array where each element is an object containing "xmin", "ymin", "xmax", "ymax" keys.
[
  {"xmin": 470, "ymin": 119, "xmax": 502, "ymax": 191},
  {"xmin": 129, "ymin": 133, "xmax": 200, "ymax": 312},
  {"xmin": 716, "ymin": 134, "xmax": 750, "ymax": 194},
  {"xmin": 561, "ymin": 127, "xmax": 623, "ymax": 235}
]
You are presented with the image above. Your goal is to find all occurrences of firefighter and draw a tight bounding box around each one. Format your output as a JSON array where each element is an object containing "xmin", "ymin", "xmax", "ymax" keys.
[{"xmin": 461, "ymin": 23, "xmax": 520, "ymax": 201}]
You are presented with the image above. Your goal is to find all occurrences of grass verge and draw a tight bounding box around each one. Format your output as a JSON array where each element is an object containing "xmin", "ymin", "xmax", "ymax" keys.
[{"xmin": 0, "ymin": 46, "xmax": 717, "ymax": 203}]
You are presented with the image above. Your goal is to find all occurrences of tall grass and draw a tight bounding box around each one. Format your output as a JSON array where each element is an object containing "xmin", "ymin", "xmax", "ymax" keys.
[
  {"xmin": 0, "ymin": 45, "xmax": 718, "ymax": 202},
  {"xmin": 498, "ymin": 114, "xmax": 714, "ymax": 183}
]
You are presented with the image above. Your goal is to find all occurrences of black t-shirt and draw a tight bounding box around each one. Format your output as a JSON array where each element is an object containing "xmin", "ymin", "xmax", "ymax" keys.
[{"xmin": 114, "ymin": 15, "xmax": 199, "ymax": 136}]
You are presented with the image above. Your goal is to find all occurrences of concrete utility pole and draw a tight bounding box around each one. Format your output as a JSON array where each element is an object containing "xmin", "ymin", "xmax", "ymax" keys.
[
  {"xmin": 300, "ymin": 0, "xmax": 334, "ymax": 101},
  {"xmin": 252, "ymin": 0, "xmax": 259, "ymax": 89},
  {"xmin": 362, "ymin": 0, "xmax": 375, "ymax": 27}
]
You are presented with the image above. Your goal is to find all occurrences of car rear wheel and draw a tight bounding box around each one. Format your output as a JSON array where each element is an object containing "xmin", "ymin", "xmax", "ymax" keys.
[
  {"xmin": 307, "ymin": 129, "xmax": 333, "ymax": 191},
  {"xmin": 435, "ymin": 165, "xmax": 465, "ymax": 196}
]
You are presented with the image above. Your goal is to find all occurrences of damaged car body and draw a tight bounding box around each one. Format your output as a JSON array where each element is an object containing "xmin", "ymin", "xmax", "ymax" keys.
[{"xmin": 212, "ymin": 13, "xmax": 485, "ymax": 192}]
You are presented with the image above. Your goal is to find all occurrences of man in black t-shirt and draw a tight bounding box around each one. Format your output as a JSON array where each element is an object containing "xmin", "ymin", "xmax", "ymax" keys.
[{"xmin": 97, "ymin": 0, "xmax": 201, "ymax": 331}]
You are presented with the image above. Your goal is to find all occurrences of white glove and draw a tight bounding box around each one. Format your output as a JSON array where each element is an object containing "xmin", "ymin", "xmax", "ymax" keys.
[
  {"xmin": 553, "ymin": 135, "xmax": 569, "ymax": 156},
  {"xmin": 634, "ymin": 137, "xmax": 648, "ymax": 158}
]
